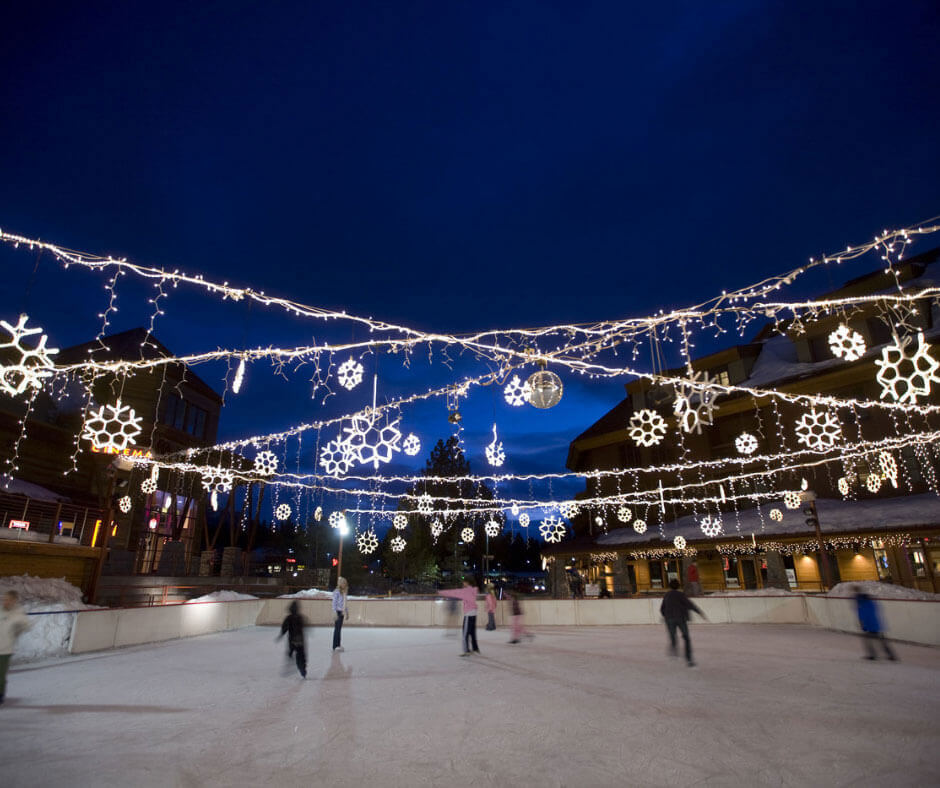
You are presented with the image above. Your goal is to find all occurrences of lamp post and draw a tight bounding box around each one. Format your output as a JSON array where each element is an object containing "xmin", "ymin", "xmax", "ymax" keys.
[
  {"xmin": 336, "ymin": 514, "xmax": 349, "ymax": 584},
  {"xmin": 802, "ymin": 490, "xmax": 832, "ymax": 590}
]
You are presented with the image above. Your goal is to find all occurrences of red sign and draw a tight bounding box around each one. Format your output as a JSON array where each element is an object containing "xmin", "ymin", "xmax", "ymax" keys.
[
  {"xmin": 8, "ymin": 519, "xmax": 29, "ymax": 530},
  {"xmin": 331, "ymin": 558, "xmax": 338, "ymax": 567}
]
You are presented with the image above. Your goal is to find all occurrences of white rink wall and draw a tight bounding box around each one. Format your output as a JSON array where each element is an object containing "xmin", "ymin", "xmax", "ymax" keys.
[{"xmin": 65, "ymin": 594, "xmax": 940, "ymax": 655}]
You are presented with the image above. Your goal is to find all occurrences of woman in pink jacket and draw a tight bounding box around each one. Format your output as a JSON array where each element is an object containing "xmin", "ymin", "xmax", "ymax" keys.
[
  {"xmin": 484, "ymin": 584, "xmax": 497, "ymax": 631},
  {"xmin": 438, "ymin": 577, "xmax": 480, "ymax": 656}
]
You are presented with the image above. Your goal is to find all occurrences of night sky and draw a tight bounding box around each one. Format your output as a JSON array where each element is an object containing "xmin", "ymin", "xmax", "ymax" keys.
[{"xmin": 1, "ymin": 2, "xmax": 939, "ymax": 518}]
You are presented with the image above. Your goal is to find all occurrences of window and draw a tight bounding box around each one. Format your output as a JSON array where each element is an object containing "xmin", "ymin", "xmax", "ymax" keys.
[
  {"xmin": 161, "ymin": 393, "xmax": 208, "ymax": 439},
  {"xmin": 648, "ymin": 560, "xmax": 663, "ymax": 588},
  {"xmin": 866, "ymin": 317, "xmax": 893, "ymax": 348},
  {"xmin": 723, "ymin": 556, "xmax": 740, "ymax": 588},
  {"xmin": 712, "ymin": 368, "xmax": 730, "ymax": 386},
  {"xmin": 809, "ymin": 334, "xmax": 831, "ymax": 362}
]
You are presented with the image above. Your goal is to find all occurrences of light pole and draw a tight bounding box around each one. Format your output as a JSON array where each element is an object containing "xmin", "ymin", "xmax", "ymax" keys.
[{"xmin": 336, "ymin": 514, "xmax": 349, "ymax": 585}]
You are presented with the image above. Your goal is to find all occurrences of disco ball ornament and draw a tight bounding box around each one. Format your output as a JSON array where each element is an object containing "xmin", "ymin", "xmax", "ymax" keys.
[{"xmin": 526, "ymin": 367, "xmax": 563, "ymax": 409}]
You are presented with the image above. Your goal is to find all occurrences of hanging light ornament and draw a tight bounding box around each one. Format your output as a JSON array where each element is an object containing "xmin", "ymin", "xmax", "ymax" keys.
[
  {"xmin": 461, "ymin": 527, "xmax": 475, "ymax": 543},
  {"xmin": 526, "ymin": 361, "xmax": 563, "ymax": 409},
  {"xmin": 356, "ymin": 529, "xmax": 379, "ymax": 554},
  {"xmin": 232, "ymin": 356, "xmax": 246, "ymax": 393},
  {"xmin": 485, "ymin": 424, "xmax": 506, "ymax": 467},
  {"xmin": 0, "ymin": 314, "xmax": 58, "ymax": 397},
  {"xmin": 673, "ymin": 536, "xmax": 687, "ymax": 550},
  {"xmin": 118, "ymin": 495, "xmax": 132, "ymax": 514},
  {"xmin": 518, "ymin": 513, "xmax": 530, "ymax": 528},
  {"xmin": 484, "ymin": 519, "xmax": 500, "ymax": 537},
  {"xmin": 393, "ymin": 513, "xmax": 408, "ymax": 530},
  {"xmin": 430, "ymin": 519, "xmax": 443, "ymax": 539},
  {"xmin": 769, "ymin": 508, "xmax": 783, "ymax": 522},
  {"xmin": 633, "ymin": 519, "xmax": 647, "ymax": 534},
  {"xmin": 617, "ymin": 506, "xmax": 633, "ymax": 523},
  {"xmin": 275, "ymin": 503, "xmax": 291, "ymax": 521},
  {"xmin": 390, "ymin": 535, "xmax": 406, "ymax": 552},
  {"xmin": 402, "ymin": 433, "xmax": 421, "ymax": 456}
]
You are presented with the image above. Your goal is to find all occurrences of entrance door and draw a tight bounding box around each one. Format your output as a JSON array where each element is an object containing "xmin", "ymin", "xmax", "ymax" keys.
[{"xmin": 741, "ymin": 559, "xmax": 758, "ymax": 589}]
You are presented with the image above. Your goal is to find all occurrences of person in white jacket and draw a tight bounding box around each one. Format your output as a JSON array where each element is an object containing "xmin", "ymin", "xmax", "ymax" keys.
[
  {"xmin": 332, "ymin": 577, "xmax": 348, "ymax": 652},
  {"xmin": 0, "ymin": 590, "xmax": 31, "ymax": 704}
]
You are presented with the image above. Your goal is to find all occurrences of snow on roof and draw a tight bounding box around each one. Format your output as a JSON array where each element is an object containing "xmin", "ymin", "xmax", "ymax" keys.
[
  {"xmin": 597, "ymin": 492, "xmax": 940, "ymax": 547},
  {"xmin": 0, "ymin": 476, "xmax": 71, "ymax": 503}
]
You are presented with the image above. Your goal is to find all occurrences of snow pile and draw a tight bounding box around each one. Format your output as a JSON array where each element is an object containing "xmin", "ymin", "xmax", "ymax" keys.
[
  {"xmin": 185, "ymin": 590, "xmax": 259, "ymax": 603},
  {"xmin": 826, "ymin": 581, "xmax": 939, "ymax": 601},
  {"xmin": 279, "ymin": 587, "xmax": 370, "ymax": 600},
  {"xmin": 708, "ymin": 587, "xmax": 795, "ymax": 597},
  {"xmin": 0, "ymin": 574, "xmax": 98, "ymax": 663}
]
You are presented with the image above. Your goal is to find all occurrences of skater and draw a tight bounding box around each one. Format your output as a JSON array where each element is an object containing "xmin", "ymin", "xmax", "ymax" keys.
[
  {"xmin": 0, "ymin": 590, "xmax": 31, "ymax": 703},
  {"xmin": 685, "ymin": 561, "xmax": 702, "ymax": 597},
  {"xmin": 660, "ymin": 579, "xmax": 707, "ymax": 667},
  {"xmin": 438, "ymin": 577, "xmax": 480, "ymax": 655},
  {"xmin": 854, "ymin": 585, "xmax": 897, "ymax": 661},
  {"xmin": 332, "ymin": 576, "xmax": 349, "ymax": 652},
  {"xmin": 484, "ymin": 584, "xmax": 497, "ymax": 631},
  {"xmin": 506, "ymin": 590, "xmax": 532, "ymax": 644},
  {"xmin": 277, "ymin": 601, "xmax": 307, "ymax": 677}
]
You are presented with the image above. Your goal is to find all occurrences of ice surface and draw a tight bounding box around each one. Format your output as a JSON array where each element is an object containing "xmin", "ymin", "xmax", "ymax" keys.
[
  {"xmin": 1, "ymin": 624, "xmax": 936, "ymax": 787},
  {"xmin": 185, "ymin": 590, "xmax": 259, "ymax": 603}
]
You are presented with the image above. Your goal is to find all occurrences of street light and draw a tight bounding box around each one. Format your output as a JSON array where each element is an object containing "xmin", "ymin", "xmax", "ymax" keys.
[{"xmin": 335, "ymin": 513, "xmax": 349, "ymax": 583}]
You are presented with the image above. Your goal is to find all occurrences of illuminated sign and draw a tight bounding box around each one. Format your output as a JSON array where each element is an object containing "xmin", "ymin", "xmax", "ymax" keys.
[
  {"xmin": 89, "ymin": 445, "xmax": 153, "ymax": 459},
  {"xmin": 148, "ymin": 518, "xmax": 158, "ymax": 530},
  {"xmin": 9, "ymin": 519, "xmax": 30, "ymax": 530}
]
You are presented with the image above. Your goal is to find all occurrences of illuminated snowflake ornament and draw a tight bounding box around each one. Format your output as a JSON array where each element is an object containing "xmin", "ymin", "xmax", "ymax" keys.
[
  {"xmin": 617, "ymin": 506, "xmax": 633, "ymax": 523},
  {"xmin": 0, "ymin": 314, "xmax": 59, "ymax": 397},
  {"xmin": 336, "ymin": 358, "xmax": 364, "ymax": 391},
  {"xmin": 417, "ymin": 493, "xmax": 433, "ymax": 514},
  {"xmin": 393, "ymin": 513, "xmax": 408, "ymax": 530},
  {"xmin": 343, "ymin": 410, "xmax": 403, "ymax": 470},
  {"xmin": 866, "ymin": 473, "xmax": 882, "ymax": 493},
  {"xmin": 837, "ymin": 476, "xmax": 850, "ymax": 497},
  {"xmin": 829, "ymin": 324, "xmax": 867, "ymax": 362},
  {"xmin": 201, "ymin": 467, "xmax": 234, "ymax": 495},
  {"xmin": 254, "ymin": 450, "xmax": 278, "ymax": 477},
  {"xmin": 878, "ymin": 451, "xmax": 898, "ymax": 488},
  {"xmin": 518, "ymin": 513, "xmax": 530, "ymax": 528},
  {"xmin": 503, "ymin": 375, "xmax": 532, "ymax": 407},
  {"xmin": 629, "ymin": 409, "xmax": 667, "ymax": 447},
  {"xmin": 485, "ymin": 519, "xmax": 501, "ymax": 538},
  {"xmin": 485, "ymin": 424, "xmax": 505, "ymax": 467},
  {"xmin": 328, "ymin": 510, "xmax": 346, "ymax": 529},
  {"xmin": 794, "ymin": 409, "xmax": 842, "ymax": 451},
  {"xmin": 874, "ymin": 332, "xmax": 940, "ymax": 404},
  {"xmin": 118, "ymin": 495, "xmax": 132, "ymax": 514},
  {"xmin": 319, "ymin": 439, "xmax": 355, "ymax": 477},
  {"xmin": 82, "ymin": 399, "xmax": 143, "ymax": 452},
  {"xmin": 510, "ymin": 503, "xmax": 520, "ymax": 516},
  {"xmin": 783, "ymin": 491, "xmax": 801, "ymax": 510},
  {"xmin": 699, "ymin": 515, "xmax": 723, "ymax": 538},
  {"xmin": 430, "ymin": 519, "xmax": 443, "ymax": 539},
  {"xmin": 275, "ymin": 503, "xmax": 291, "ymax": 521},
  {"xmin": 461, "ymin": 527, "xmax": 475, "ymax": 543},
  {"xmin": 402, "ymin": 433, "xmax": 421, "ymax": 457},
  {"xmin": 559, "ymin": 501, "xmax": 579, "ymax": 519},
  {"xmin": 633, "ymin": 520, "xmax": 647, "ymax": 534},
  {"xmin": 539, "ymin": 516, "xmax": 566, "ymax": 543},
  {"xmin": 356, "ymin": 529, "xmax": 379, "ymax": 554},
  {"xmin": 390, "ymin": 535, "xmax": 406, "ymax": 553},
  {"xmin": 673, "ymin": 371, "xmax": 720, "ymax": 435},
  {"xmin": 735, "ymin": 432, "xmax": 759, "ymax": 456},
  {"xmin": 141, "ymin": 478, "xmax": 157, "ymax": 495},
  {"xmin": 673, "ymin": 535, "xmax": 687, "ymax": 550},
  {"xmin": 769, "ymin": 508, "xmax": 783, "ymax": 522},
  {"xmin": 314, "ymin": 506, "xmax": 323, "ymax": 522}
]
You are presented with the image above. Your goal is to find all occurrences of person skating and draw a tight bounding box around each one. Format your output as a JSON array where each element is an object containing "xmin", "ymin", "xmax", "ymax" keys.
[
  {"xmin": 484, "ymin": 584, "xmax": 497, "ymax": 631},
  {"xmin": 853, "ymin": 585, "xmax": 897, "ymax": 661},
  {"xmin": 277, "ymin": 601, "xmax": 307, "ymax": 678},
  {"xmin": 332, "ymin": 577, "xmax": 349, "ymax": 652},
  {"xmin": 438, "ymin": 577, "xmax": 480, "ymax": 655},
  {"xmin": 0, "ymin": 590, "xmax": 31, "ymax": 704},
  {"xmin": 505, "ymin": 590, "xmax": 533, "ymax": 644},
  {"xmin": 660, "ymin": 579, "xmax": 707, "ymax": 667}
]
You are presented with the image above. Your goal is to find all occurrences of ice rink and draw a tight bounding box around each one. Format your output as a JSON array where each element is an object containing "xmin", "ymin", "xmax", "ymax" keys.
[{"xmin": 1, "ymin": 623, "xmax": 937, "ymax": 787}]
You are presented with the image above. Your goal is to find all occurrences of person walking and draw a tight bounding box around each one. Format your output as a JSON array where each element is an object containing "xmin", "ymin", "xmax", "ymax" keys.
[
  {"xmin": 438, "ymin": 577, "xmax": 480, "ymax": 656},
  {"xmin": 0, "ymin": 590, "xmax": 32, "ymax": 703},
  {"xmin": 332, "ymin": 577, "xmax": 349, "ymax": 652},
  {"xmin": 854, "ymin": 585, "xmax": 897, "ymax": 661},
  {"xmin": 277, "ymin": 600, "xmax": 307, "ymax": 678},
  {"xmin": 484, "ymin": 584, "xmax": 498, "ymax": 631},
  {"xmin": 660, "ymin": 579, "xmax": 707, "ymax": 667}
]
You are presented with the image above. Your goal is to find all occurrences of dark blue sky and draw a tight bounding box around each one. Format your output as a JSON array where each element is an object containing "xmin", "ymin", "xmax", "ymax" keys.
[{"xmin": 1, "ymin": 1, "xmax": 939, "ymax": 519}]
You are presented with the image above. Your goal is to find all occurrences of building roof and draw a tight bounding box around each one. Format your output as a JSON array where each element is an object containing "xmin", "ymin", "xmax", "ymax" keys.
[{"xmin": 0, "ymin": 476, "xmax": 72, "ymax": 503}]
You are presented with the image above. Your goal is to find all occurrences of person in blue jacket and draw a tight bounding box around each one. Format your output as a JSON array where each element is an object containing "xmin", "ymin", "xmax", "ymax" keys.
[{"xmin": 853, "ymin": 586, "xmax": 897, "ymax": 661}]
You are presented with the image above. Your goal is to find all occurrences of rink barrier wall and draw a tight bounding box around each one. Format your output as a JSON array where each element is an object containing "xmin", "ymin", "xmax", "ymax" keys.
[{"xmin": 66, "ymin": 595, "xmax": 940, "ymax": 654}]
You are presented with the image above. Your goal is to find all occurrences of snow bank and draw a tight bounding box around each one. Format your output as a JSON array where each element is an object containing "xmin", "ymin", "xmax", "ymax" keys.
[
  {"xmin": 278, "ymin": 587, "xmax": 369, "ymax": 600},
  {"xmin": 826, "ymin": 580, "xmax": 939, "ymax": 601},
  {"xmin": 185, "ymin": 590, "xmax": 259, "ymax": 603},
  {"xmin": 707, "ymin": 587, "xmax": 795, "ymax": 597},
  {"xmin": 0, "ymin": 574, "xmax": 98, "ymax": 663}
]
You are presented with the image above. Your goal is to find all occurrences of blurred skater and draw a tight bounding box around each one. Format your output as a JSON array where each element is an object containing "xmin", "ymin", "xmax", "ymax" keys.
[
  {"xmin": 854, "ymin": 585, "xmax": 897, "ymax": 661},
  {"xmin": 277, "ymin": 601, "xmax": 307, "ymax": 678},
  {"xmin": 439, "ymin": 577, "xmax": 480, "ymax": 656},
  {"xmin": 484, "ymin": 584, "xmax": 497, "ymax": 631},
  {"xmin": 443, "ymin": 597, "xmax": 460, "ymax": 637},
  {"xmin": 0, "ymin": 590, "xmax": 31, "ymax": 703},
  {"xmin": 506, "ymin": 590, "xmax": 532, "ymax": 644},
  {"xmin": 332, "ymin": 577, "xmax": 349, "ymax": 652},
  {"xmin": 660, "ymin": 579, "xmax": 707, "ymax": 667},
  {"xmin": 685, "ymin": 561, "xmax": 702, "ymax": 597}
]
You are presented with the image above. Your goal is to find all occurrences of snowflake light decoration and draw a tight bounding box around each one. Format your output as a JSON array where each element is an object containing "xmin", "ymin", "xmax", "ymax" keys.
[
  {"xmin": 673, "ymin": 371, "xmax": 720, "ymax": 435},
  {"xmin": 275, "ymin": 503, "xmax": 291, "ymax": 521},
  {"xmin": 390, "ymin": 535, "xmax": 406, "ymax": 553},
  {"xmin": 0, "ymin": 314, "xmax": 59, "ymax": 397},
  {"xmin": 874, "ymin": 332, "xmax": 940, "ymax": 404},
  {"xmin": 314, "ymin": 506, "xmax": 323, "ymax": 522},
  {"xmin": 319, "ymin": 438, "xmax": 355, "ymax": 477},
  {"xmin": 735, "ymin": 432, "xmax": 759, "ymax": 456},
  {"xmin": 328, "ymin": 510, "xmax": 346, "ymax": 529},
  {"xmin": 866, "ymin": 473, "xmax": 882, "ymax": 493},
  {"xmin": 837, "ymin": 476, "xmax": 850, "ymax": 496},
  {"xmin": 417, "ymin": 493, "xmax": 433, "ymax": 514},
  {"xmin": 430, "ymin": 519, "xmax": 443, "ymax": 539},
  {"xmin": 82, "ymin": 399, "xmax": 143, "ymax": 452},
  {"xmin": 201, "ymin": 467, "xmax": 234, "ymax": 494},
  {"xmin": 628, "ymin": 409, "xmax": 667, "ymax": 447},
  {"xmin": 357, "ymin": 529, "xmax": 379, "ymax": 554},
  {"xmin": 518, "ymin": 513, "xmax": 530, "ymax": 527},
  {"xmin": 828, "ymin": 324, "xmax": 867, "ymax": 362},
  {"xmin": 118, "ymin": 495, "xmax": 132, "ymax": 514},
  {"xmin": 510, "ymin": 503, "xmax": 520, "ymax": 516},
  {"xmin": 783, "ymin": 491, "xmax": 801, "ymax": 510},
  {"xmin": 336, "ymin": 358, "xmax": 364, "ymax": 391},
  {"xmin": 769, "ymin": 508, "xmax": 783, "ymax": 522},
  {"xmin": 878, "ymin": 451, "xmax": 898, "ymax": 488},
  {"xmin": 402, "ymin": 433, "xmax": 421, "ymax": 456},
  {"xmin": 673, "ymin": 535, "xmax": 687, "ymax": 550},
  {"xmin": 633, "ymin": 520, "xmax": 647, "ymax": 534},
  {"xmin": 559, "ymin": 501, "xmax": 579, "ymax": 519},
  {"xmin": 484, "ymin": 519, "xmax": 501, "ymax": 538},
  {"xmin": 699, "ymin": 516, "xmax": 723, "ymax": 538},
  {"xmin": 539, "ymin": 516, "xmax": 565, "ymax": 543},
  {"xmin": 794, "ymin": 408, "xmax": 842, "ymax": 451},
  {"xmin": 254, "ymin": 450, "xmax": 278, "ymax": 476},
  {"xmin": 141, "ymin": 478, "xmax": 157, "ymax": 494},
  {"xmin": 343, "ymin": 410, "xmax": 403, "ymax": 469},
  {"xmin": 617, "ymin": 506, "xmax": 633, "ymax": 523},
  {"xmin": 393, "ymin": 513, "xmax": 408, "ymax": 530},
  {"xmin": 461, "ymin": 527, "xmax": 475, "ymax": 543},
  {"xmin": 503, "ymin": 375, "xmax": 532, "ymax": 407},
  {"xmin": 485, "ymin": 424, "xmax": 505, "ymax": 467}
]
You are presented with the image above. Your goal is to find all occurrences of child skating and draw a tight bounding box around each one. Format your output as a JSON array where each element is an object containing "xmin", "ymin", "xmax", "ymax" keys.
[
  {"xmin": 277, "ymin": 600, "xmax": 307, "ymax": 678},
  {"xmin": 505, "ymin": 590, "xmax": 533, "ymax": 644},
  {"xmin": 438, "ymin": 577, "xmax": 480, "ymax": 656}
]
